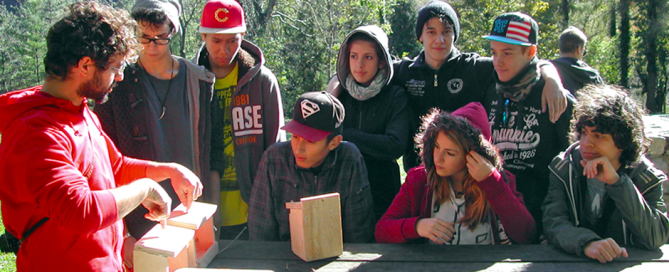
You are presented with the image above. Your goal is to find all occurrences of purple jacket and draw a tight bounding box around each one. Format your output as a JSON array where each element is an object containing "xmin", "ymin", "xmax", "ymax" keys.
[{"xmin": 375, "ymin": 165, "xmax": 537, "ymax": 244}]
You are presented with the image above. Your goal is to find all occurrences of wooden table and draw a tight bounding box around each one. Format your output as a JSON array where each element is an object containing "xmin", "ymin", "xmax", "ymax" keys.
[{"xmin": 207, "ymin": 240, "xmax": 669, "ymax": 271}]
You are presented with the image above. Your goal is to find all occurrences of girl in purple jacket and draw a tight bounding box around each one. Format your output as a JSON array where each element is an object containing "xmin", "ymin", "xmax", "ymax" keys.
[{"xmin": 375, "ymin": 102, "xmax": 536, "ymax": 244}]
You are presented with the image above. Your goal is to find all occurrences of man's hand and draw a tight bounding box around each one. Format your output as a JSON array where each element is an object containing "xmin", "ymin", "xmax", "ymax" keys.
[
  {"xmin": 168, "ymin": 164, "xmax": 202, "ymax": 211},
  {"xmin": 147, "ymin": 162, "xmax": 203, "ymax": 211},
  {"xmin": 584, "ymin": 238, "xmax": 628, "ymax": 263},
  {"xmin": 539, "ymin": 62, "xmax": 569, "ymax": 123},
  {"xmin": 142, "ymin": 180, "xmax": 172, "ymax": 222},
  {"xmin": 466, "ymin": 151, "xmax": 494, "ymax": 182},
  {"xmin": 416, "ymin": 218, "xmax": 455, "ymax": 244},
  {"xmin": 541, "ymin": 80, "xmax": 568, "ymax": 123},
  {"xmin": 580, "ymin": 157, "xmax": 620, "ymax": 185}
]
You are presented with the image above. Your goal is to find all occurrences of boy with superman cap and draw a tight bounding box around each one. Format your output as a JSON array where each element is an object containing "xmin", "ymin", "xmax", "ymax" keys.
[{"xmin": 248, "ymin": 91, "xmax": 375, "ymax": 242}]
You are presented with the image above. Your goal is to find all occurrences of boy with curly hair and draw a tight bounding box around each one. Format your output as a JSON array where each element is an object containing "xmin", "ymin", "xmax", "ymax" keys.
[{"xmin": 542, "ymin": 85, "xmax": 669, "ymax": 263}]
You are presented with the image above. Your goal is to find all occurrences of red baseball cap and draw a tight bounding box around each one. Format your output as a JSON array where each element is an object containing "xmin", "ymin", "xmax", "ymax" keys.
[{"xmin": 199, "ymin": 0, "xmax": 246, "ymax": 34}]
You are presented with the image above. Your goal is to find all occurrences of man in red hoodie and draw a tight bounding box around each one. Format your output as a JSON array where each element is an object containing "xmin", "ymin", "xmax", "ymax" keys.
[{"xmin": 0, "ymin": 2, "xmax": 202, "ymax": 271}]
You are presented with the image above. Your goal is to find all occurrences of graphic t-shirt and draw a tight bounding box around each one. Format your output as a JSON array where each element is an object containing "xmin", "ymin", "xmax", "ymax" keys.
[
  {"xmin": 484, "ymin": 80, "xmax": 572, "ymax": 233},
  {"xmin": 430, "ymin": 184, "xmax": 495, "ymax": 245},
  {"xmin": 215, "ymin": 64, "xmax": 248, "ymax": 226}
]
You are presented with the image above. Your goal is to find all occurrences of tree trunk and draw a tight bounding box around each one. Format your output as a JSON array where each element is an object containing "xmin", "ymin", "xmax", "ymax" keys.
[
  {"xmin": 252, "ymin": 0, "xmax": 278, "ymax": 36},
  {"xmin": 619, "ymin": 0, "xmax": 630, "ymax": 88},
  {"xmin": 561, "ymin": 0, "xmax": 570, "ymax": 28},
  {"xmin": 609, "ymin": 1, "xmax": 617, "ymax": 37},
  {"xmin": 645, "ymin": 0, "xmax": 660, "ymax": 113}
]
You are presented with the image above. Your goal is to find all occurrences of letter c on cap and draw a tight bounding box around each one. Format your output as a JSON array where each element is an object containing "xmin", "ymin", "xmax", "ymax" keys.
[{"xmin": 215, "ymin": 8, "xmax": 229, "ymax": 23}]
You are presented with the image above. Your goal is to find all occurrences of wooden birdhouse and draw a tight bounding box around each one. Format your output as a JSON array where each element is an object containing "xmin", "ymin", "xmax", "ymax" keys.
[
  {"xmin": 285, "ymin": 192, "xmax": 343, "ymax": 262},
  {"xmin": 167, "ymin": 201, "xmax": 219, "ymax": 268}
]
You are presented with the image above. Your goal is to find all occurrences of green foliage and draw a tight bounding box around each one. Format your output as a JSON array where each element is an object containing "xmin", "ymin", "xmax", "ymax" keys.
[
  {"xmin": 451, "ymin": 0, "xmax": 559, "ymax": 60},
  {"xmin": 389, "ymin": 0, "xmax": 421, "ymax": 59},
  {"xmin": 0, "ymin": 204, "xmax": 16, "ymax": 272},
  {"xmin": 0, "ymin": 0, "xmax": 666, "ymax": 112}
]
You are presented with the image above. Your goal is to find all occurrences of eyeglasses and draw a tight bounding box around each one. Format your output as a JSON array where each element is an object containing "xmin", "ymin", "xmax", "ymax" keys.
[
  {"xmin": 109, "ymin": 61, "xmax": 128, "ymax": 75},
  {"xmin": 139, "ymin": 36, "xmax": 172, "ymax": 45}
]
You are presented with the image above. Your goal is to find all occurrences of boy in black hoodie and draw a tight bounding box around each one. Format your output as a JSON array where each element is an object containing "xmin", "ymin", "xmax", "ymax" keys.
[
  {"xmin": 551, "ymin": 26, "xmax": 604, "ymax": 96},
  {"xmin": 482, "ymin": 12, "xmax": 575, "ymax": 238}
]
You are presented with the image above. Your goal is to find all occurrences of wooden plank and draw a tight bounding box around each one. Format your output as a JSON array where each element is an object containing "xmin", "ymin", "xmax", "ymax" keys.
[
  {"xmin": 213, "ymin": 241, "xmax": 669, "ymax": 263},
  {"xmin": 175, "ymin": 268, "xmax": 272, "ymax": 272},
  {"xmin": 135, "ymin": 225, "xmax": 195, "ymax": 257},
  {"xmin": 168, "ymin": 202, "xmax": 217, "ymax": 230},
  {"xmin": 134, "ymin": 250, "xmax": 168, "ymax": 272},
  {"xmin": 207, "ymin": 259, "xmax": 669, "ymax": 272},
  {"xmin": 176, "ymin": 268, "xmax": 273, "ymax": 272},
  {"xmin": 197, "ymin": 241, "xmax": 219, "ymax": 268}
]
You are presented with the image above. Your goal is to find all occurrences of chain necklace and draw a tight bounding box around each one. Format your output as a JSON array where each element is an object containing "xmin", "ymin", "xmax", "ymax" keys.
[{"xmin": 138, "ymin": 57, "xmax": 174, "ymax": 120}]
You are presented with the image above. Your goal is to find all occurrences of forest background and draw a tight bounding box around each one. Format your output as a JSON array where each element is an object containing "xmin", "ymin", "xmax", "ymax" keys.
[
  {"xmin": 0, "ymin": 0, "xmax": 668, "ymax": 270},
  {"xmin": 0, "ymin": 0, "xmax": 669, "ymax": 117},
  {"xmin": 0, "ymin": 0, "xmax": 668, "ymax": 116}
]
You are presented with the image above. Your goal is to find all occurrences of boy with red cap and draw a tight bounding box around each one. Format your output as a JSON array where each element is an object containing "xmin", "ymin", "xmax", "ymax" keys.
[
  {"xmin": 193, "ymin": 0, "xmax": 285, "ymax": 239},
  {"xmin": 248, "ymin": 91, "xmax": 375, "ymax": 242},
  {"xmin": 482, "ymin": 12, "xmax": 575, "ymax": 238}
]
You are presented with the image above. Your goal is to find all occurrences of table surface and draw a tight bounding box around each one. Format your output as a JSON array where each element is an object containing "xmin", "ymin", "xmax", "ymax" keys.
[{"xmin": 207, "ymin": 240, "xmax": 669, "ymax": 272}]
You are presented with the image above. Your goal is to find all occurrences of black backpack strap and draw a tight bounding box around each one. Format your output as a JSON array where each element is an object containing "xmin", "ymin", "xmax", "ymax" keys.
[{"xmin": 20, "ymin": 217, "xmax": 49, "ymax": 243}]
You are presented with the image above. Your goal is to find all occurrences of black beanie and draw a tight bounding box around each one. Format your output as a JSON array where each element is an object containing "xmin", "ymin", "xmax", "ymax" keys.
[{"xmin": 415, "ymin": 1, "xmax": 460, "ymax": 43}]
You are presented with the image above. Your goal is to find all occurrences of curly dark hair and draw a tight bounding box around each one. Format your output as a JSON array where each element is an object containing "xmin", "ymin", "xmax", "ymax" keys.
[
  {"xmin": 415, "ymin": 108, "xmax": 504, "ymax": 229},
  {"xmin": 44, "ymin": 1, "xmax": 140, "ymax": 80},
  {"xmin": 131, "ymin": 8, "xmax": 174, "ymax": 33},
  {"xmin": 571, "ymin": 85, "xmax": 648, "ymax": 168}
]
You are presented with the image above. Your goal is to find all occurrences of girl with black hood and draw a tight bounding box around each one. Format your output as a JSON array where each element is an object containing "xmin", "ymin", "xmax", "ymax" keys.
[{"xmin": 328, "ymin": 25, "xmax": 411, "ymax": 222}]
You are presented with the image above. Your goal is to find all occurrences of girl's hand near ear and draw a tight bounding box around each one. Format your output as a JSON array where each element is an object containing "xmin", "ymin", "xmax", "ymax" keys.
[{"xmin": 466, "ymin": 151, "xmax": 495, "ymax": 182}]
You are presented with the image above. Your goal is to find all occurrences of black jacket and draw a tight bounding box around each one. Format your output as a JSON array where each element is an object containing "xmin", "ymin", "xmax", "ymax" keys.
[
  {"xmin": 484, "ymin": 76, "xmax": 575, "ymax": 235},
  {"xmin": 550, "ymin": 57, "xmax": 604, "ymax": 96},
  {"xmin": 334, "ymin": 25, "xmax": 411, "ymax": 220},
  {"xmin": 392, "ymin": 49, "xmax": 494, "ymax": 170}
]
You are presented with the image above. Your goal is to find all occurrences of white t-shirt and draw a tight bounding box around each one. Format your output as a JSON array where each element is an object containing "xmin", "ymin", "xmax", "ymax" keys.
[{"xmin": 431, "ymin": 183, "xmax": 493, "ymax": 245}]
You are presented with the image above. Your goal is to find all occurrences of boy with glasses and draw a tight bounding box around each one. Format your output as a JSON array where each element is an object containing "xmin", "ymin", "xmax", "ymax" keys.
[{"xmin": 94, "ymin": 0, "xmax": 215, "ymax": 268}]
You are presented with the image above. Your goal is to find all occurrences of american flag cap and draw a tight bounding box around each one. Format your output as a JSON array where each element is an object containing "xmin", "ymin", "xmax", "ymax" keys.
[{"xmin": 482, "ymin": 12, "xmax": 538, "ymax": 46}]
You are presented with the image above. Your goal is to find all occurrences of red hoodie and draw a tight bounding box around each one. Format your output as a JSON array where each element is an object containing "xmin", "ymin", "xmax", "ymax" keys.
[{"xmin": 0, "ymin": 87, "xmax": 149, "ymax": 271}]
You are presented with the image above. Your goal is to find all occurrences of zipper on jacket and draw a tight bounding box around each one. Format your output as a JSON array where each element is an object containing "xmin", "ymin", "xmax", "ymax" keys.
[
  {"xmin": 434, "ymin": 74, "xmax": 438, "ymax": 87},
  {"xmin": 549, "ymin": 161, "xmax": 579, "ymax": 226}
]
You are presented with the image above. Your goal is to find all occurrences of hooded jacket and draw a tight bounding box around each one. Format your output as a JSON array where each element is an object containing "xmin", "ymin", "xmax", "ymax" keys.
[
  {"xmin": 0, "ymin": 87, "xmax": 150, "ymax": 271},
  {"xmin": 375, "ymin": 102, "xmax": 536, "ymax": 244},
  {"xmin": 193, "ymin": 40, "xmax": 286, "ymax": 204},
  {"xmin": 550, "ymin": 57, "xmax": 604, "ymax": 96},
  {"xmin": 543, "ymin": 143, "xmax": 669, "ymax": 256},
  {"xmin": 392, "ymin": 49, "xmax": 494, "ymax": 171},
  {"xmin": 332, "ymin": 25, "xmax": 411, "ymax": 220},
  {"xmin": 94, "ymin": 56, "xmax": 214, "ymax": 239}
]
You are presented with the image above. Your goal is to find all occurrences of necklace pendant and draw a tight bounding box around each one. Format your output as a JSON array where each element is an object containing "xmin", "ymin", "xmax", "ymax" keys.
[{"xmin": 159, "ymin": 106, "xmax": 166, "ymax": 120}]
